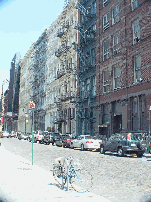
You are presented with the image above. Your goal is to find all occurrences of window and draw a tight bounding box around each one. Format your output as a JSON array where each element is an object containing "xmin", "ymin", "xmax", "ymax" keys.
[
  {"xmin": 72, "ymin": 108, "xmax": 75, "ymax": 119},
  {"xmin": 132, "ymin": 20, "xmax": 140, "ymax": 45},
  {"xmin": 92, "ymin": 76, "xmax": 96, "ymax": 95},
  {"xmin": 131, "ymin": 0, "xmax": 138, "ymax": 11},
  {"xmin": 91, "ymin": 48, "xmax": 96, "ymax": 65},
  {"xmin": 92, "ymin": 24, "xmax": 96, "ymax": 32},
  {"xmin": 134, "ymin": 55, "xmax": 141, "ymax": 83},
  {"xmin": 103, "ymin": 0, "xmax": 109, "ymax": 7},
  {"xmin": 92, "ymin": 76, "xmax": 96, "ymax": 96},
  {"xmin": 132, "ymin": 97, "xmax": 138, "ymax": 114},
  {"xmin": 113, "ymin": 65, "xmax": 121, "ymax": 89},
  {"xmin": 103, "ymin": 13, "xmax": 110, "ymax": 30},
  {"xmin": 81, "ymin": 81, "xmax": 85, "ymax": 98},
  {"xmin": 103, "ymin": 40, "xmax": 110, "ymax": 60},
  {"xmin": 113, "ymin": 33, "xmax": 120, "ymax": 55},
  {"xmin": 103, "ymin": 70, "xmax": 110, "ymax": 92},
  {"xmin": 112, "ymin": 5, "xmax": 120, "ymax": 24},
  {"xmin": 91, "ymin": 2, "xmax": 96, "ymax": 14},
  {"xmin": 86, "ymin": 79, "xmax": 90, "ymax": 91}
]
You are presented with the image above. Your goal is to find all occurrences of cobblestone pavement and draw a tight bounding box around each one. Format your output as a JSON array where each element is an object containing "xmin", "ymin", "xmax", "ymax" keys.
[{"xmin": 0, "ymin": 138, "xmax": 151, "ymax": 202}]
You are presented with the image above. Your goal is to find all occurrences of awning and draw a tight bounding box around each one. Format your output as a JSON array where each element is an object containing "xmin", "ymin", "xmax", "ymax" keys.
[{"xmin": 98, "ymin": 122, "xmax": 109, "ymax": 128}]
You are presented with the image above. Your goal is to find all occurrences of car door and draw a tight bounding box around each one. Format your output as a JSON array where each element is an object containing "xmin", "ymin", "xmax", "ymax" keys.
[
  {"xmin": 104, "ymin": 135, "xmax": 115, "ymax": 151},
  {"xmin": 74, "ymin": 136, "xmax": 81, "ymax": 148}
]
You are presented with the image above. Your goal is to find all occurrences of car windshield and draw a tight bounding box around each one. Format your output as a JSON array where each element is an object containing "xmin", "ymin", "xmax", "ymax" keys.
[
  {"xmin": 131, "ymin": 133, "xmax": 142, "ymax": 141},
  {"xmin": 84, "ymin": 136, "xmax": 92, "ymax": 139}
]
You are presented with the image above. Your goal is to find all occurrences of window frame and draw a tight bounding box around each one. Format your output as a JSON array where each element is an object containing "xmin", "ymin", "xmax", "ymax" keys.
[
  {"xmin": 133, "ymin": 55, "xmax": 141, "ymax": 83},
  {"xmin": 103, "ymin": 70, "xmax": 110, "ymax": 93},
  {"xmin": 131, "ymin": 0, "xmax": 139, "ymax": 11},
  {"xmin": 92, "ymin": 76, "xmax": 96, "ymax": 96},
  {"xmin": 90, "ymin": 48, "xmax": 96, "ymax": 66},
  {"xmin": 113, "ymin": 33, "xmax": 120, "ymax": 55},
  {"xmin": 132, "ymin": 19, "xmax": 140, "ymax": 45},
  {"xmin": 113, "ymin": 64, "xmax": 121, "ymax": 89},
  {"xmin": 112, "ymin": 5, "xmax": 120, "ymax": 25},
  {"xmin": 103, "ymin": 12, "xmax": 110, "ymax": 30},
  {"xmin": 103, "ymin": 0, "xmax": 110, "ymax": 7},
  {"xmin": 103, "ymin": 39, "xmax": 110, "ymax": 61}
]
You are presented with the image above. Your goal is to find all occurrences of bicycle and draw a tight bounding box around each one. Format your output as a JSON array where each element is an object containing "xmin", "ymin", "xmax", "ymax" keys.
[{"xmin": 53, "ymin": 157, "xmax": 93, "ymax": 192}]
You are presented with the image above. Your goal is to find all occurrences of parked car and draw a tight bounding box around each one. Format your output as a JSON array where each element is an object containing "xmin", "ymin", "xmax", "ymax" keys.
[
  {"xmin": 70, "ymin": 135, "xmax": 102, "ymax": 151},
  {"xmin": 29, "ymin": 132, "xmax": 37, "ymax": 143},
  {"xmin": 99, "ymin": 132, "xmax": 146, "ymax": 157},
  {"xmin": 55, "ymin": 134, "xmax": 63, "ymax": 147},
  {"xmin": 43, "ymin": 131, "xmax": 54, "ymax": 145},
  {"xmin": 35, "ymin": 131, "xmax": 44, "ymax": 143},
  {"xmin": 18, "ymin": 133, "xmax": 29, "ymax": 140},
  {"xmin": 62, "ymin": 135, "xmax": 73, "ymax": 148},
  {"xmin": 10, "ymin": 131, "xmax": 16, "ymax": 138},
  {"xmin": 1, "ymin": 131, "xmax": 10, "ymax": 138},
  {"xmin": 52, "ymin": 133, "xmax": 62, "ymax": 146}
]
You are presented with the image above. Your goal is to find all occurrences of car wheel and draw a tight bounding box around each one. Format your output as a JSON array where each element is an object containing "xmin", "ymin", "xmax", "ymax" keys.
[
  {"xmin": 137, "ymin": 153, "xmax": 143, "ymax": 158},
  {"xmin": 117, "ymin": 147, "xmax": 124, "ymax": 157},
  {"xmin": 81, "ymin": 144, "xmax": 84, "ymax": 151},
  {"xmin": 100, "ymin": 145, "xmax": 105, "ymax": 154}
]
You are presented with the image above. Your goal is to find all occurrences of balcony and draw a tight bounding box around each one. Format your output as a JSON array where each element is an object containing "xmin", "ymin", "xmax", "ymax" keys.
[
  {"xmin": 56, "ymin": 70, "xmax": 65, "ymax": 79},
  {"xmin": 57, "ymin": 30, "xmax": 65, "ymax": 38},
  {"xmin": 55, "ymin": 46, "xmax": 71, "ymax": 57}
]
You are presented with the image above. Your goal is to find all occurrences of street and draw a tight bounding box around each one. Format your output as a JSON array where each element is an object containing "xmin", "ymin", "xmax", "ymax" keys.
[{"xmin": 0, "ymin": 138, "xmax": 151, "ymax": 202}]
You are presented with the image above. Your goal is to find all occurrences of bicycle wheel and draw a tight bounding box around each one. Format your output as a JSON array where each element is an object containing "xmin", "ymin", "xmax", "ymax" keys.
[
  {"xmin": 70, "ymin": 168, "xmax": 93, "ymax": 192},
  {"xmin": 53, "ymin": 163, "xmax": 63, "ymax": 185}
]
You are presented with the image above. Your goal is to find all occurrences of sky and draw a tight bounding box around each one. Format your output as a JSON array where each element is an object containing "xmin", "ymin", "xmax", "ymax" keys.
[{"xmin": 0, "ymin": 0, "xmax": 65, "ymax": 96}]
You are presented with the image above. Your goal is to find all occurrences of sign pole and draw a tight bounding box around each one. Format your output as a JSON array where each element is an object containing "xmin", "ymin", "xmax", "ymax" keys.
[{"xmin": 32, "ymin": 108, "xmax": 34, "ymax": 165}]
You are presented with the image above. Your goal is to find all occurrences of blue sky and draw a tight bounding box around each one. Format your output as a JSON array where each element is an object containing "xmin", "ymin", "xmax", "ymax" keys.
[{"xmin": 0, "ymin": 0, "xmax": 65, "ymax": 95}]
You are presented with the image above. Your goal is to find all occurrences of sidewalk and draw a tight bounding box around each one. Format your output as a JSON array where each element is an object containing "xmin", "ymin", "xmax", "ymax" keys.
[{"xmin": 0, "ymin": 144, "xmax": 110, "ymax": 202}]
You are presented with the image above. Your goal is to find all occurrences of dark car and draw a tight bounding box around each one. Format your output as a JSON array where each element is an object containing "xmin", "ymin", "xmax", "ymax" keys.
[
  {"xmin": 43, "ymin": 131, "xmax": 53, "ymax": 145},
  {"xmin": 62, "ymin": 135, "xmax": 73, "ymax": 148},
  {"xmin": 18, "ymin": 133, "xmax": 29, "ymax": 140},
  {"xmin": 100, "ymin": 132, "xmax": 146, "ymax": 157},
  {"xmin": 55, "ymin": 134, "xmax": 63, "ymax": 147}
]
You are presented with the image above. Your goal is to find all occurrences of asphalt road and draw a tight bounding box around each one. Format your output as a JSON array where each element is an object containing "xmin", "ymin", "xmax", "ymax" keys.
[{"xmin": 0, "ymin": 138, "xmax": 151, "ymax": 202}]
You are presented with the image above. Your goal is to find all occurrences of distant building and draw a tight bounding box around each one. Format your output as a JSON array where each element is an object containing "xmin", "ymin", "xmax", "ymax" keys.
[
  {"xmin": 3, "ymin": 89, "xmax": 9, "ymax": 131},
  {"xmin": 7, "ymin": 52, "xmax": 21, "ymax": 132},
  {"xmin": 18, "ymin": 44, "xmax": 35, "ymax": 134}
]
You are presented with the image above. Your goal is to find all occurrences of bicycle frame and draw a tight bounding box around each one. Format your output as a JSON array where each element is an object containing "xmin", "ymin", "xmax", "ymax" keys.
[{"xmin": 69, "ymin": 165, "xmax": 82, "ymax": 183}]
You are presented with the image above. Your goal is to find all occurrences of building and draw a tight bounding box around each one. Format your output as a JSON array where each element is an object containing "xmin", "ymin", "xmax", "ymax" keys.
[
  {"xmin": 32, "ymin": 31, "xmax": 48, "ymax": 131},
  {"xmin": 3, "ymin": 89, "xmax": 9, "ymax": 131},
  {"xmin": 7, "ymin": 53, "xmax": 21, "ymax": 132},
  {"xmin": 53, "ymin": 0, "xmax": 78, "ymax": 136},
  {"xmin": 18, "ymin": 45, "xmax": 35, "ymax": 134},
  {"xmin": 95, "ymin": 0, "xmax": 151, "ymax": 137},
  {"xmin": 74, "ymin": 0, "xmax": 97, "ymax": 135}
]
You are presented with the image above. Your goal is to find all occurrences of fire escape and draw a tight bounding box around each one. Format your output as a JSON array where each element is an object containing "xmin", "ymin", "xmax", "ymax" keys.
[
  {"xmin": 74, "ymin": 0, "xmax": 97, "ymax": 135},
  {"xmin": 54, "ymin": 0, "xmax": 71, "ymax": 130}
]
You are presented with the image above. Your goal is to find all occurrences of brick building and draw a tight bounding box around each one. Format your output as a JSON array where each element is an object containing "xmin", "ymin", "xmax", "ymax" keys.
[{"xmin": 95, "ymin": 0, "xmax": 151, "ymax": 137}]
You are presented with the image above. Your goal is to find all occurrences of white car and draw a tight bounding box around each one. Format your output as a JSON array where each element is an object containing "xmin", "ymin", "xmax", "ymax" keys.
[
  {"xmin": 70, "ymin": 135, "xmax": 102, "ymax": 151},
  {"xmin": 1, "ymin": 131, "xmax": 10, "ymax": 138},
  {"xmin": 29, "ymin": 131, "xmax": 44, "ymax": 143}
]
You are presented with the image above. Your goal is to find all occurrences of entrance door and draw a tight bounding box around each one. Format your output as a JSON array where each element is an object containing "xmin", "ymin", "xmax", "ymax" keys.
[{"xmin": 113, "ymin": 115, "xmax": 122, "ymax": 133}]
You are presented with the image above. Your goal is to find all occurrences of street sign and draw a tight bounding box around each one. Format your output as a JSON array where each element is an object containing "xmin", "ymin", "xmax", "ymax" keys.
[{"xmin": 30, "ymin": 101, "xmax": 35, "ymax": 108}]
